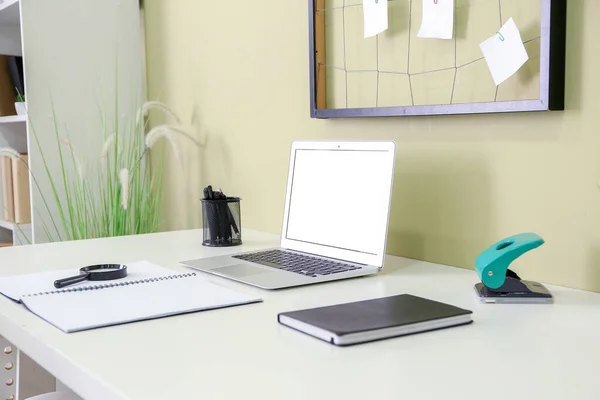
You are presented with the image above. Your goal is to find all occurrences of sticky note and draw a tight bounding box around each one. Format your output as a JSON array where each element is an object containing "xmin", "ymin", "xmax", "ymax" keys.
[
  {"xmin": 480, "ymin": 17, "xmax": 529, "ymax": 86},
  {"xmin": 417, "ymin": 0, "xmax": 454, "ymax": 40},
  {"xmin": 363, "ymin": 0, "xmax": 388, "ymax": 38}
]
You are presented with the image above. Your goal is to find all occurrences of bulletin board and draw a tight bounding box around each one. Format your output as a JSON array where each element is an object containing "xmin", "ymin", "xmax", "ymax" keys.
[{"xmin": 308, "ymin": 0, "xmax": 567, "ymax": 118}]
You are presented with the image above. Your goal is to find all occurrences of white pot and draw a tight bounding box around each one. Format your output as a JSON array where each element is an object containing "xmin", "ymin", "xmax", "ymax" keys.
[{"xmin": 14, "ymin": 102, "xmax": 26, "ymax": 116}]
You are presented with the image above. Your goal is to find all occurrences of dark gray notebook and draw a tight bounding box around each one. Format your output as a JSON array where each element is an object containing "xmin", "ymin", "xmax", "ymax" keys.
[{"xmin": 278, "ymin": 294, "xmax": 473, "ymax": 345}]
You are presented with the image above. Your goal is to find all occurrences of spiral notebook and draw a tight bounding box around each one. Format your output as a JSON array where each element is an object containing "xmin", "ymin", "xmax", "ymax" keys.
[{"xmin": 0, "ymin": 261, "xmax": 262, "ymax": 333}]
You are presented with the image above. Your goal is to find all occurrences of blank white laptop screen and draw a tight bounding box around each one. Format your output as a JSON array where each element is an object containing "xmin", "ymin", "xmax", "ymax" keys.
[{"xmin": 284, "ymin": 149, "xmax": 392, "ymax": 259}]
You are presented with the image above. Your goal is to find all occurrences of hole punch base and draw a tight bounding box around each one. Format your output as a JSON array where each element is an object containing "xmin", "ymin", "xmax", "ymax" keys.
[{"xmin": 474, "ymin": 277, "xmax": 553, "ymax": 304}]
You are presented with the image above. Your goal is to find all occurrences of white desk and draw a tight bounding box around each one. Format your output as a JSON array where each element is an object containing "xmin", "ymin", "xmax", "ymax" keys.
[{"xmin": 0, "ymin": 229, "xmax": 599, "ymax": 400}]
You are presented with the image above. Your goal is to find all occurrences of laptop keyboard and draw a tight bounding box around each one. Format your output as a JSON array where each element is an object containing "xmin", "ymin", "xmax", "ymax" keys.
[{"xmin": 232, "ymin": 250, "xmax": 361, "ymax": 278}]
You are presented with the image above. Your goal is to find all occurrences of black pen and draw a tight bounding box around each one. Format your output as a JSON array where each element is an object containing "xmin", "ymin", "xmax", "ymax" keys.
[
  {"xmin": 218, "ymin": 189, "xmax": 239, "ymax": 237},
  {"xmin": 204, "ymin": 185, "xmax": 219, "ymax": 242},
  {"xmin": 214, "ymin": 191, "xmax": 230, "ymax": 241}
]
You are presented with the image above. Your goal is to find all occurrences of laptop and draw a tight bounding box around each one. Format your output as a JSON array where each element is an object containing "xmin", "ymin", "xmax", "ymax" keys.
[{"xmin": 180, "ymin": 140, "xmax": 396, "ymax": 289}]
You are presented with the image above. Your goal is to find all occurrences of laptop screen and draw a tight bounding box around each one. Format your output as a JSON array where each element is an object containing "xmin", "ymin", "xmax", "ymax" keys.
[{"xmin": 284, "ymin": 148, "xmax": 393, "ymax": 259}]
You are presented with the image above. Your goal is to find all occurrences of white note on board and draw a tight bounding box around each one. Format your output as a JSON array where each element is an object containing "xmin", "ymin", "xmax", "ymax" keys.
[
  {"xmin": 480, "ymin": 17, "xmax": 529, "ymax": 86},
  {"xmin": 417, "ymin": 0, "xmax": 454, "ymax": 40},
  {"xmin": 363, "ymin": 0, "xmax": 388, "ymax": 38}
]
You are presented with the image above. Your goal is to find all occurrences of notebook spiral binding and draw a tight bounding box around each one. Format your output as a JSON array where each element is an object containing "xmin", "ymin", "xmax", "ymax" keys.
[{"xmin": 23, "ymin": 272, "xmax": 197, "ymax": 298}]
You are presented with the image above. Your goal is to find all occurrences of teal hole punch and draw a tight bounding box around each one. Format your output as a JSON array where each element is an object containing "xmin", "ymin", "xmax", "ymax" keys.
[{"xmin": 474, "ymin": 233, "xmax": 553, "ymax": 304}]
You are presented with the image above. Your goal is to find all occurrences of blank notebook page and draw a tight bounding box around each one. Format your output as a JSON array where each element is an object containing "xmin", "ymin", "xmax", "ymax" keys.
[{"xmin": 21, "ymin": 275, "xmax": 261, "ymax": 333}]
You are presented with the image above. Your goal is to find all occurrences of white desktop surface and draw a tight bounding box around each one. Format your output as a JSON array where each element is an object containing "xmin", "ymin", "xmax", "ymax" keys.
[{"xmin": 0, "ymin": 229, "xmax": 598, "ymax": 400}]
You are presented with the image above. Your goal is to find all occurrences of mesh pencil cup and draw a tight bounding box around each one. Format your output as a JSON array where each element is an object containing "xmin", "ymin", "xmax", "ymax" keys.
[{"xmin": 201, "ymin": 197, "xmax": 242, "ymax": 247}]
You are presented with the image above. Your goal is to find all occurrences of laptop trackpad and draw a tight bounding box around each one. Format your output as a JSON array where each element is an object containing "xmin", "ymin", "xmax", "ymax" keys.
[{"xmin": 213, "ymin": 264, "xmax": 269, "ymax": 278}]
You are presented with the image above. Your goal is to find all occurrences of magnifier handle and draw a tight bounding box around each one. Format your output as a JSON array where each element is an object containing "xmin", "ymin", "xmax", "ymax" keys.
[{"xmin": 54, "ymin": 274, "xmax": 89, "ymax": 289}]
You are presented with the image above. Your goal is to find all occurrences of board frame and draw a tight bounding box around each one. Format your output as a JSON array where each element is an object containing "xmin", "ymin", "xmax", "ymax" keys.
[{"xmin": 308, "ymin": 0, "xmax": 567, "ymax": 118}]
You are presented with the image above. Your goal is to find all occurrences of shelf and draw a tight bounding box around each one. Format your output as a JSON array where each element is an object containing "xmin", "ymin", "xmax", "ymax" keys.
[
  {"xmin": 0, "ymin": 219, "xmax": 29, "ymax": 231},
  {"xmin": 0, "ymin": 220, "xmax": 13, "ymax": 230},
  {"xmin": 0, "ymin": 115, "xmax": 26, "ymax": 124},
  {"xmin": 0, "ymin": 0, "xmax": 19, "ymax": 25}
]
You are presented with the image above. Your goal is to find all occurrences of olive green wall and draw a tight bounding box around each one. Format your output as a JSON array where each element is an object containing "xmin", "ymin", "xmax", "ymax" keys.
[{"xmin": 144, "ymin": 1, "xmax": 600, "ymax": 292}]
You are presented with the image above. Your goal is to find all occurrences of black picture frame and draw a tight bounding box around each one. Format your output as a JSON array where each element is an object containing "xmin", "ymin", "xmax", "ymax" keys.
[{"xmin": 308, "ymin": 0, "xmax": 567, "ymax": 119}]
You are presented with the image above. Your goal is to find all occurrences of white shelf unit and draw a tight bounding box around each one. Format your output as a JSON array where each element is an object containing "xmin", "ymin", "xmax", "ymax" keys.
[
  {"xmin": 0, "ymin": 0, "xmax": 30, "ymax": 246},
  {"xmin": 0, "ymin": 0, "xmax": 143, "ymax": 247}
]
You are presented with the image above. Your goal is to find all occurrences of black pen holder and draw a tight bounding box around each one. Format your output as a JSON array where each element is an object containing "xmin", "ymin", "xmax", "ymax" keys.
[{"xmin": 201, "ymin": 197, "xmax": 242, "ymax": 247}]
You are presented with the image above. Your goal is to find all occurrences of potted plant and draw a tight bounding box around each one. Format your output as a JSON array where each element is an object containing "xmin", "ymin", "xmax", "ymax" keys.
[{"xmin": 14, "ymin": 88, "xmax": 25, "ymax": 116}]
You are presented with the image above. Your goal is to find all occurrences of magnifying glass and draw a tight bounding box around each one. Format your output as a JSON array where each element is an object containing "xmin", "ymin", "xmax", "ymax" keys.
[{"xmin": 54, "ymin": 264, "xmax": 128, "ymax": 289}]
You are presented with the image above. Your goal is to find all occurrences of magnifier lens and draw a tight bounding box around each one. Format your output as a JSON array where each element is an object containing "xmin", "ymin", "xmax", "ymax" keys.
[{"xmin": 88, "ymin": 268, "xmax": 120, "ymax": 273}]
